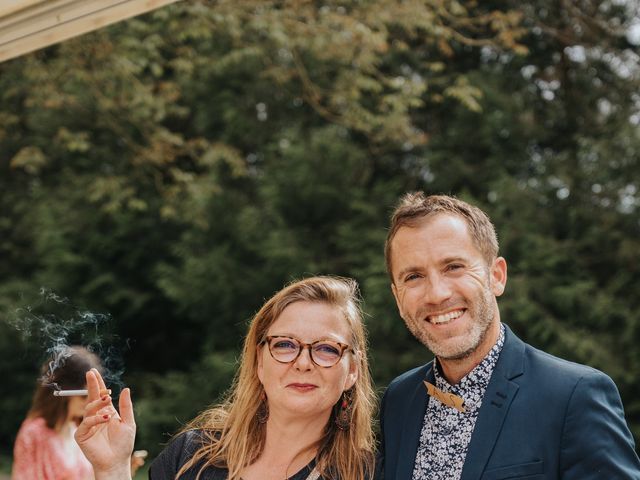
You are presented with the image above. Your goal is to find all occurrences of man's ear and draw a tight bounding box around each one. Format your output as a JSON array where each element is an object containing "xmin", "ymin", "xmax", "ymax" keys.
[{"xmin": 491, "ymin": 257, "xmax": 507, "ymax": 296}]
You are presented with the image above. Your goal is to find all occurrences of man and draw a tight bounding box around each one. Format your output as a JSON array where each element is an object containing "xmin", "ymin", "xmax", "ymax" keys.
[{"xmin": 379, "ymin": 192, "xmax": 640, "ymax": 479}]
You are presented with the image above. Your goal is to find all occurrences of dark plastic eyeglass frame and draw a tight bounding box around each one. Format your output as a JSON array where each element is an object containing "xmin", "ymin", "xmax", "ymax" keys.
[{"xmin": 262, "ymin": 335, "xmax": 354, "ymax": 368}]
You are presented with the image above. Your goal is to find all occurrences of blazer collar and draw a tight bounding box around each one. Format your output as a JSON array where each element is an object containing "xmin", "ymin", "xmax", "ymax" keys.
[
  {"xmin": 460, "ymin": 324, "xmax": 525, "ymax": 480},
  {"xmin": 395, "ymin": 362, "xmax": 435, "ymax": 479}
]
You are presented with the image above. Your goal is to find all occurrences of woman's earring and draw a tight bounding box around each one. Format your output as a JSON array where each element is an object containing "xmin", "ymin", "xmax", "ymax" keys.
[
  {"xmin": 257, "ymin": 391, "xmax": 269, "ymax": 424},
  {"xmin": 335, "ymin": 389, "xmax": 353, "ymax": 430}
]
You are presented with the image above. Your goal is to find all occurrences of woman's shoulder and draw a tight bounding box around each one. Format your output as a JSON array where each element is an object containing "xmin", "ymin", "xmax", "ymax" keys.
[
  {"xmin": 170, "ymin": 430, "xmax": 210, "ymax": 459},
  {"xmin": 149, "ymin": 429, "xmax": 226, "ymax": 480},
  {"xmin": 12, "ymin": 417, "xmax": 65, "ymax": 477},
  {"xmin": 15, "ymin": 417, "xmax": 56, "ymax": 442}
]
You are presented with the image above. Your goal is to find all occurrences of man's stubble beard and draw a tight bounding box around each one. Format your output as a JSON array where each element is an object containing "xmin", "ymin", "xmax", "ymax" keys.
[{"xmin": 405, "ymin": 284, "xmax": 496, "ymax": 360}]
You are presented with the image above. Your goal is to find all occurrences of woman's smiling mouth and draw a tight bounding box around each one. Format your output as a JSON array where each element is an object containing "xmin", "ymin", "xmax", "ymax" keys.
[{"xmin": 287, "ymin": 383, "xmax": 318, "ymax": 392}]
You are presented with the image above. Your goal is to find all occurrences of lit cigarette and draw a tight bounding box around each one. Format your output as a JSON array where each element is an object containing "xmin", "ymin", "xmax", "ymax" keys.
[
  {"xmin": 53, "ymin": 389, "xmax": 88, "ymax": 396},
  {"xmin": 53, "ymin": 388, "xmax": 111, "ymax": 397}
]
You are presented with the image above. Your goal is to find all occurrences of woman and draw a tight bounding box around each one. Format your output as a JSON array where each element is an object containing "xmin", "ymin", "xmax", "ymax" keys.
[
  {"xmin": 12, "ymin": 346, "xmax": 102, "ymax": 480},
  {"xmin": 76, "ymin": 276, "xmax": 376, "ymax": 480}
]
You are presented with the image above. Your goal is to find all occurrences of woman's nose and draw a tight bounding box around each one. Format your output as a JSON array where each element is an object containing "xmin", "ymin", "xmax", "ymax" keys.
[{"xmin": 293, "ymin": 346, "xmax": 314, "ymax": 371}]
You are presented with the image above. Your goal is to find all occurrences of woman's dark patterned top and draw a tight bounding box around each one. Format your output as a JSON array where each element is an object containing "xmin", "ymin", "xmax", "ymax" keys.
[{"xmin": 148, "ymin": 430, "xmax": 318, "ymax": 480}]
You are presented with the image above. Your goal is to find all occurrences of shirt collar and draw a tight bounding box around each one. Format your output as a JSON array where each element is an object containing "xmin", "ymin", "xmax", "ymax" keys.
[{"xmin": 433, "ymin": 323, "xmax": 506, "ymax": 408}]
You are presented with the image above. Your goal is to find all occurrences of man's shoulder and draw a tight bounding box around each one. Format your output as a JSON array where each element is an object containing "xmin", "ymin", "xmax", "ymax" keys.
[
  {"xmin": 524, "ymin": 343, "xmax": 599, "ymax": 373},
  {"xmin": 509, "ymin": 329, "xmax": 616, "ymax": 390}
]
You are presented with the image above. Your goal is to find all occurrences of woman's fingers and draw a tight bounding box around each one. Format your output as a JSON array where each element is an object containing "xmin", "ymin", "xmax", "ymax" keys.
[
  {"xmin": 85, "ymin": 370, "xmax": 112, "ymax": 404},
  {"xmin": 84, "ymin": 385, "xmax": 133, "ymax": 422},
  {"xmin": 85, "ymin": 394, "xmax": 112, "ymax": 416},
  {"xmin": 93, "ymin": 368, "xmax": 109, "ymax": 392},
  {"xmin": 75, "ymin": 413, "xmax": 110, "ymax": 441},
  {"xmin": 96, "ymin": 404, "xmax": 118, "ymax": 418},
  {"xmin": 85, "ymin": 370, "xmax": 102, "ymax": 401},
  {"xmin": 118, "ymin": 388, "xmax": 136, "ymax": 427},
  {"xmin": 131, "ymin": 453, "xmax": 145, "ymax": 474}
]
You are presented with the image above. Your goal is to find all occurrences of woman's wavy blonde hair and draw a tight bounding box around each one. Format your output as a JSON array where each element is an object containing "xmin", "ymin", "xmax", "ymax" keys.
[{"xmin": 177, "ymin": 276, "xmax": 376, "ymax": 480}]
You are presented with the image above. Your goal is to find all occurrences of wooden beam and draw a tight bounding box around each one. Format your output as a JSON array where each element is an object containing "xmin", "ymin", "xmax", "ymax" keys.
[
  {"xmin": 0, "ymin": 1, "xmax": 50, "ymax": 18},
  {"xmin": 0, "ymin": 0, "xmax": 181, "ymax": 63}
]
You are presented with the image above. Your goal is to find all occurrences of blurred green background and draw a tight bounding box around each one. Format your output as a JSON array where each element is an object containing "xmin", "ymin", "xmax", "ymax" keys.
[{"xmin": 1, "ymin": 0, "xmax": 639, "ymax": 469}]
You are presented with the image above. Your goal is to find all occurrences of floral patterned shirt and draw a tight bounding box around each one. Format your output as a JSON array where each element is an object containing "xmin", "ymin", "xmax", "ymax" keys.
[{"xmin": 411, "ymin": 324, "xmax": 506, "ymax": 480}]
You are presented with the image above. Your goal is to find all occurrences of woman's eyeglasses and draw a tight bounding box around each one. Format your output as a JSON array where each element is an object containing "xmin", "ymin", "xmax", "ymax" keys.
[{"xmin": 262, "ymin": 335, "xmax": 353, "ymax": 368}]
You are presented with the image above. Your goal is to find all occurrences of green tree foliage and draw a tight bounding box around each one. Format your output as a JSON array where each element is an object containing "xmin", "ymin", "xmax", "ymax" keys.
[
  {"xmin": 1, "ymin": 0, "xmax": 638, "ymax": 456},
  {"xmin": 412, "ymin": 0, "xmax": 640, "ymax": 440}
]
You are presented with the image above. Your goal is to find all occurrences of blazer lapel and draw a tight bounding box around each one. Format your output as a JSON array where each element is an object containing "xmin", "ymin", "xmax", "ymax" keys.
[
  {"xmin": 395, "ymin": 363, "xmax": 435, "ymax": 479},
  {"xmin": 460, "ymin": 326, "xmax": 525, "ymax": 480}
]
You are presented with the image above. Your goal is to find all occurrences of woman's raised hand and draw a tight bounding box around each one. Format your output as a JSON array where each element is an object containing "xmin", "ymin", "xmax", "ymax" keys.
[{"xmin": 75, "ymin": 368, "xmax": 136, "ymax": 480}]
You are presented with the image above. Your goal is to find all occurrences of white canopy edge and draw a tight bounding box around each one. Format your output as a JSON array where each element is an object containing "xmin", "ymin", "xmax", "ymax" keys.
[{"xmin": 0, "ymin": 0, "xmax": 181, "ymax": 63}]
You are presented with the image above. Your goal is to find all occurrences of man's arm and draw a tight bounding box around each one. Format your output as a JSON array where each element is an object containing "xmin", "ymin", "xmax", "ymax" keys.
[{"xmin": 560, "ymin": 370, "xmax": 640, "ymax": 479}]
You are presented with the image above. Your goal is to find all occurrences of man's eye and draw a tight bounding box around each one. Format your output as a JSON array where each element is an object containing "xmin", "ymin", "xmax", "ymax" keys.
[
  {"xmin": 404, "ymin": 273, "xmax": 420, "ymax": 282},
  {"xmin": 447, "ymin": 264, "xmax": 463, "ymax": 271}
]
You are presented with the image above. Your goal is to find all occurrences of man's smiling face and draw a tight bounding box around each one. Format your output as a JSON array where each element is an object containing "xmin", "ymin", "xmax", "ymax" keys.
[{"xmin": 390, "ymin": 213, "xmax": 505, "ymax": 360}]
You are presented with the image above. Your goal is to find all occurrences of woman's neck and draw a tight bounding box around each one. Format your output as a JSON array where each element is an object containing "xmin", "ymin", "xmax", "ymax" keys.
[
  {"xmin": 242, "ymin": 413, "xmax": 327, "ymax": 480},
  {"xmin": 271, "ymin": 407, "xmax": 331, "ymax": 447},
  {"xmin": 57, "ymin": 419, "xmax": 72, "ymax": 435}
]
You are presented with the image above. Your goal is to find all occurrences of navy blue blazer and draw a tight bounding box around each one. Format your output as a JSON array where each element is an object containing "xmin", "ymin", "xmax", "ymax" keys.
[{"xmin": 379, "ymin": 325, "xmax": 640, "ymax": 479}]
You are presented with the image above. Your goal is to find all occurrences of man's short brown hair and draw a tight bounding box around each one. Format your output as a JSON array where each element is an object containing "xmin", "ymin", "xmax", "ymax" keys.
[{"xmin": 385, "ymin": 192, "xmax": 499, "ymax": 280}]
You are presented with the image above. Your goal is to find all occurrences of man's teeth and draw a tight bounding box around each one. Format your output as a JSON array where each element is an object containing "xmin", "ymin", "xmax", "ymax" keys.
[{"xmin": 428, "ymin": 310, "xmax": 464, "ymax": 324}]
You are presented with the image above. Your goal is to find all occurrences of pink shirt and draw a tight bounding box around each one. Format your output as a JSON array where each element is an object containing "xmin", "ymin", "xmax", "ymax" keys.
[{"xmin": 12, "ymin": 417, "xmax": 93, "ymax": 480}]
